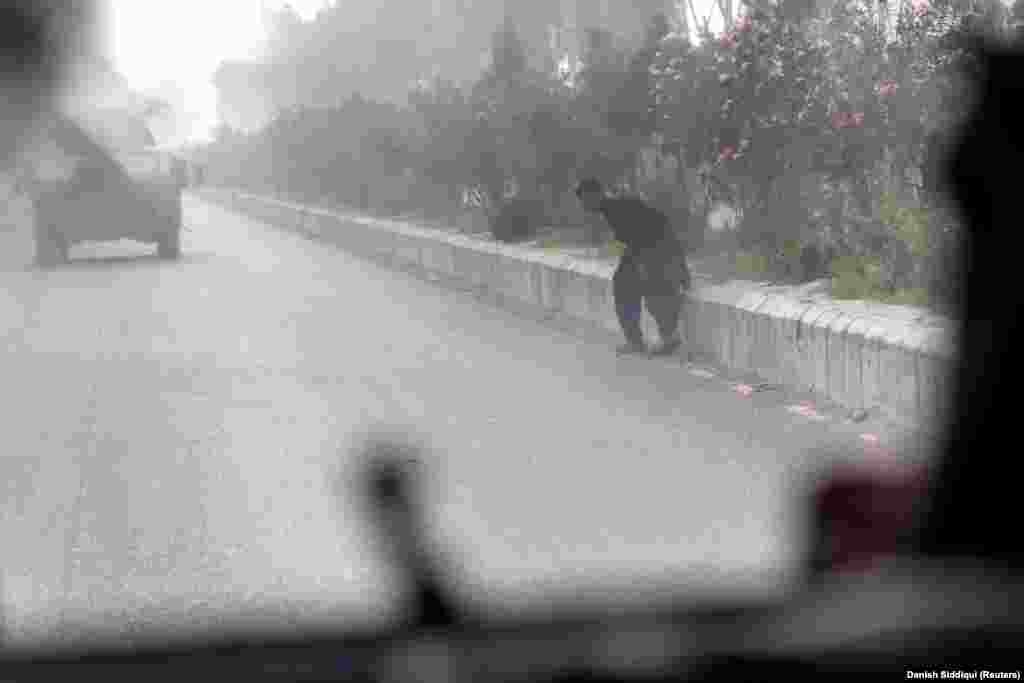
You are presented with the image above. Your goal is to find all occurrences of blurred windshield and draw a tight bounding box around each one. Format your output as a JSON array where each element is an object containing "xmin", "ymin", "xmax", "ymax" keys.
[{"xmin": 1, "ymin": 0, "xmax": 1001, "ymax": 651}]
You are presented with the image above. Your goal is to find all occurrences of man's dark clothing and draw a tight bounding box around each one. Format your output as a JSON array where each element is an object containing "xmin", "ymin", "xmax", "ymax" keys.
[
  {"xmin": 599, "ymin": 197, "xmax": 678, "ymax": 251},
  {"xmin": 598, "ymin": 197, "xmax": 690, "ymax": 346},
  {"xmin": 613, "ymin": 247, "xmax": 687, "ymax": 346}
]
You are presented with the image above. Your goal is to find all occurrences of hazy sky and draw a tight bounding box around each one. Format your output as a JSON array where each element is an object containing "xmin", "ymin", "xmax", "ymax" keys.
[
  {"xmin": 106, "ymin": 1, "xmax": 724, "ymax": 143},
  {"xmin": 106, "ymin": 1, "xmax": 326, "ymax": 142}
]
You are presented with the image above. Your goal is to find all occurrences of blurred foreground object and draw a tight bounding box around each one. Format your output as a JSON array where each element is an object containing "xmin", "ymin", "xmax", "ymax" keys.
[
  {"xmin": 352, "ymin": 433, "xmax": 466, "ymax": 633},
  {"xmin": 0, "ymin": 1, "xmax": 97, "ymax": 166},
  {"xmin": 0, "ymin": 0, "xmax": 95, "ymax": 641},
  {"xmin": 910, "ymin": 34, "xmax": 1024, "ymax": 571},
  {"xmin": 806, "ymin": 460, "xmax": 930, "ymax": 581}
]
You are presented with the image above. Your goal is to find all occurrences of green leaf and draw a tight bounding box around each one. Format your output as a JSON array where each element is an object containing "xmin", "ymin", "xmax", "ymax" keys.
[{"xmin": 736, "ymin": 250, "xmax": 771, "ymax": 278}]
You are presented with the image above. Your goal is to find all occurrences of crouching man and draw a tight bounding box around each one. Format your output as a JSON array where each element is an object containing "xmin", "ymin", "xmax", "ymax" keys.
[{"xmin": 575, "ymin": 178, "xmax": 691, "ymax": 356}]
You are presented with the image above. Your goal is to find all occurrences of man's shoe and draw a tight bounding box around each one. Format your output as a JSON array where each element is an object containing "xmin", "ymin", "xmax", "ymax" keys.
[
  {"xmin": 616, "ymin": 340, "xmax": 648, "ymax": 355},
  {"xmin": 650, "ymin": 337, "xmax": 683, "ymax": 357}
]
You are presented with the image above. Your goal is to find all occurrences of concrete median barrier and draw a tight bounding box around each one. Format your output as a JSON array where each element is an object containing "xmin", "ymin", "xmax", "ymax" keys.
[
  {"xmin": 877, "ymin": 322, "xmax": 920, "ymax": 423},
  {"xmin": 796, "ymin": 307, "xmax": 830, "ymax": 400},
  {"xmin": 825, "ymin": 312, "xmax": 858, "ymax": 412},
  {"xmin": 535, "ymin": 258, "xmax": 571, "ymax": 317},
  {"xmin": 451, "ymin": 242, "xmax": 498, "ymax": 291},
  {"xmin": 754, "ymin": 295, "xmax": 812, "ymax": 390},
  {"xmin": 301, "ymin": 210, "xmax": 332, "ymax": 238},
  {"xmin": 490, "ymin": 249, "xmax": 541, "ymax": 308},
  {"xmin": 418, "ymin": 238, "xmax": 457, "ymax": 278},
  {"xmin": 391, "ymin": 231, "xmax": 423, "ymax": 270},
  {"xmin": 559, "ymin": 259, "xmax": 620, "ymax": 337},
  {"xmin": 193, "ymin": 188, "xmax": 957, "ymax": 428}
]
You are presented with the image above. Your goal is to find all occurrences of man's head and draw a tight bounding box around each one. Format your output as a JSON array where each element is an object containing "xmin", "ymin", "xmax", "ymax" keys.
[{"xmin": 575, "ymin": 177, "xmax": 605, "ymax": 212}]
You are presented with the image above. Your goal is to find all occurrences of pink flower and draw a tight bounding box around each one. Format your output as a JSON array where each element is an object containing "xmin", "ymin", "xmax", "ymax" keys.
[
  {"xmin": 718, "ymin": 145, "xmax": 737, "ymax": 162},
  {"xmin": 877, "ymin": 80, "xmax": 898, "ymax": 98},
  {"xmin": 831, "ymin": 111, "xmax": 864, "ymax": 129},
  {"xmin": 911, "ymin": 0, "xmax": 930, "ymax": 16},
  {"xmin": 736, "ymin": 16, "xmax": 754, "ymax": 33},
  {"xmin": 719, "ymin": 31, "xmax": 737, "ymax": 48}
]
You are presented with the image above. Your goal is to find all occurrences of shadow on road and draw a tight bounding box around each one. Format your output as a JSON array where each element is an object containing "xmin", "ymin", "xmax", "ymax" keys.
[{"xmin": 40, "ymin": 252, "xmax": 215, "ymax": 271}]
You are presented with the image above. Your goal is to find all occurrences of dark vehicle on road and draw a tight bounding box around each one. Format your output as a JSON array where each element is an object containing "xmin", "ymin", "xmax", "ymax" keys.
[{"xmin": 27, "ymin": 110, "xmax": 185, "ymax": 267}]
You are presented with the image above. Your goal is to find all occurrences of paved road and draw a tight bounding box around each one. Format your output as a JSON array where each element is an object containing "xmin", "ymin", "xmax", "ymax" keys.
[{"xmin": 0, "ymin": 194, "xmax": 940, "ymax": 650}]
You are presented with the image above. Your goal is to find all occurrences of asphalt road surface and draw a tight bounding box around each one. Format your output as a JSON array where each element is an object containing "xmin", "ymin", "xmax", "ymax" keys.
[{"xmin": 0, "ymin": 193, "xmax": 942, "ymax": 650}]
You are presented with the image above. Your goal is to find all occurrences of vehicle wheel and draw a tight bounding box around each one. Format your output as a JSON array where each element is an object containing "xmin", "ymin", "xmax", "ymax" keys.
[
  {"xmin": 34, "ymin": 222, "xmax": 67, "ymax": 268},
  {"xmin": 157, "ymin": 227, "xmax": 182, "ymax": 259}
]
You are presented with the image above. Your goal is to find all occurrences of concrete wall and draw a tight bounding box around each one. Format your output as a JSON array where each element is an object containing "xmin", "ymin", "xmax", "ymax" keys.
[{"xmin": 197, "ymin": 188, "xmax": 957, "ymax": 428}]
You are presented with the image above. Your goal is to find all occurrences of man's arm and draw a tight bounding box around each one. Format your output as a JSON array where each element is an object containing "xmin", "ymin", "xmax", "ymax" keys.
[{"xmin": 586, "ymin": 211, "xmax": 607, "ymax": 247}]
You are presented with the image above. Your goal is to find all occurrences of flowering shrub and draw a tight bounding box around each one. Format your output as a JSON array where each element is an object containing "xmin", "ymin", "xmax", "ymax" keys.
[
  {"xmin": 201, "ymin": 0, "xmax": 999, "ymax": 309},
  {"xmin": 647, "ymin": 0, "xmax": 988, "ymax": 301}
]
